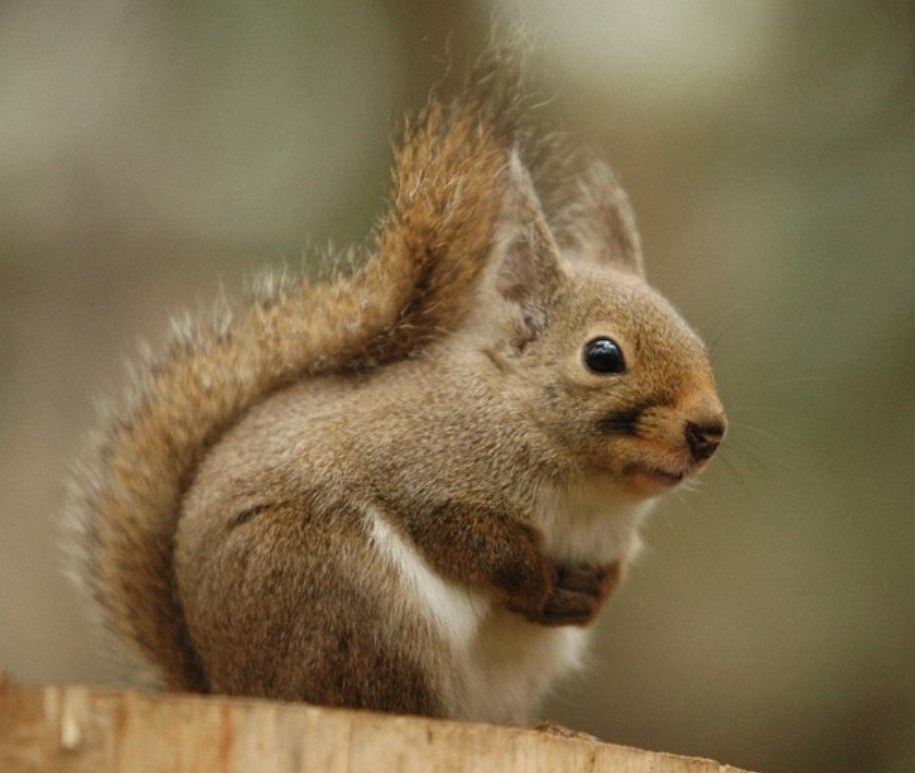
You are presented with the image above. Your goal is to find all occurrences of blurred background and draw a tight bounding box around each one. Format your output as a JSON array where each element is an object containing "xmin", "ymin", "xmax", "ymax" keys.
[{"xmin": 2, "ymin": 2, "xmax": 913, "ymax": 771}]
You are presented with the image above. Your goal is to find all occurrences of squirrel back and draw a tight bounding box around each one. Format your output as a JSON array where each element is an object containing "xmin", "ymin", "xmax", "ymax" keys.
[{"xmin": 67, "ymin": 43, "xmax": 726, "ymax": 719}]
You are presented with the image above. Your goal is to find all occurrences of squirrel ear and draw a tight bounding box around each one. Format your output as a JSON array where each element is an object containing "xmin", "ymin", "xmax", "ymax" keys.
[
  {"xmin": 564, "ymin": 159, "xmax": 644, "ymax": 276},
  {"xmin": 528, "ymin": 139, "xmax": 644, "ymax": 277},
  {"xmin": 481, "ymin": 151, "xmax": 564, "ymax": 347}
]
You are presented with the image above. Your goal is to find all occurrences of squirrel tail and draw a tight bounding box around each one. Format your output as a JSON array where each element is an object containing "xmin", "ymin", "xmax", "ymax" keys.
[{"xmin": 64, "ymin": 45, "xmax": 524, "ymax": 690}]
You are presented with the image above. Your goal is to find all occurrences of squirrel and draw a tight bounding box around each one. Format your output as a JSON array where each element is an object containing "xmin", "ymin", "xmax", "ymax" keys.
[{"xmin": 65, "ymin": 43, "xmax": 726, "ymax": 724}]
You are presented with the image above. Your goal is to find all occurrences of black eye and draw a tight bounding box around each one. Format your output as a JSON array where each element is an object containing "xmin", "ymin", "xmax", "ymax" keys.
[{"xmin": 583, "ymin": 337, "xmax": 626, "ymax": 374}]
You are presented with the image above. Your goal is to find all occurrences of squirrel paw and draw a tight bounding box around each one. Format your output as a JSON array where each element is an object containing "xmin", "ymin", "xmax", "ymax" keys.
[{"xmin": 533, "ymin": 562, "xmax": 623, "ymax": 627}]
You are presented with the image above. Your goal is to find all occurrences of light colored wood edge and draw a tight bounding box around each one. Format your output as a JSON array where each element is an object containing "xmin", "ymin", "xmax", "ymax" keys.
[{"xmin": 0, "ymin": 674, "xmax": 758, "ymax": 772}]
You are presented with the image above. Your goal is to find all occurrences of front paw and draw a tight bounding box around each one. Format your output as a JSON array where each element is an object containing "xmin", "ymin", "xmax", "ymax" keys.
[{"xmin": 535, "ymin": 562, "xmax": 623, "ymax": 627}]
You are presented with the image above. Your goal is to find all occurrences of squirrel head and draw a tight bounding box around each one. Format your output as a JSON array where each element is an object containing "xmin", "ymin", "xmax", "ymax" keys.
[
  {"xmin": 371, "ymin": 45, "xmax": 725, "ymax": 498},
  {"xmin": 463, "ymin": 150, "xmax": 727, "ymax": 498}
]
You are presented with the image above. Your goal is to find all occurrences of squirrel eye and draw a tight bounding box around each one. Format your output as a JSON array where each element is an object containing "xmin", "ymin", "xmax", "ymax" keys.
[{"xmin": 583, "ymin": 337, "xmax": 626, "ymax": 375}]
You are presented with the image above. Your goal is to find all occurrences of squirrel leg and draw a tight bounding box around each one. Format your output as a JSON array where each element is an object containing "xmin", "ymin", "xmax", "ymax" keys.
[
  {"xmin": 394, "ymin": 501, "xmax": 555, "ymax": 619},
  {"xmin": 393, "ymin": 501, "xmax": 621, "ymax": 627}
]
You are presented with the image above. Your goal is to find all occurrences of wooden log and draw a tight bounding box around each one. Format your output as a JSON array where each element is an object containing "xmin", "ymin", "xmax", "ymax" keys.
[{"xmin": 0, "ymin": 674, "xmax": 757, "ymax": 772}]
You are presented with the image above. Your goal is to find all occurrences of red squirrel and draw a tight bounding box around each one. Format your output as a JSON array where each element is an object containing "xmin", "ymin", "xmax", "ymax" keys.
[{"xmin": 66, "ymin": 43, "xmax": 726, "ymax": 723}]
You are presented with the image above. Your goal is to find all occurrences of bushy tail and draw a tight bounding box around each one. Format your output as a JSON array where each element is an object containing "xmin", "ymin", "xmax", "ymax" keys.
[{"xmin": 65, "ymin": 45, "xmax": 524, "ymax": 690}]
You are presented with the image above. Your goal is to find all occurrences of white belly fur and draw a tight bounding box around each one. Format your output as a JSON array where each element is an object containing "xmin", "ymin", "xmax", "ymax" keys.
[
  {"xmin": 535, "ymin": 476, "xmax": 656, "ymax": 566},
  {"xmin": 367, "ymin": 484, "xmax": 654, "ymax": 722}
]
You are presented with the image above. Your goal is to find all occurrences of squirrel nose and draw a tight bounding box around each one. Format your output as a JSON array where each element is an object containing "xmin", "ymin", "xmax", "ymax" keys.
[{"xmin": 685, "ymin": 418, "xmax": 726, "ymax": 462}]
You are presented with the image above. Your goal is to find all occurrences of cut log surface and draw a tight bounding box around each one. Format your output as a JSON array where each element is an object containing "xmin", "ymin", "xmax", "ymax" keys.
[{"xmin": 0, "ymin": 674, "xmax": 758, "ymax": 772}]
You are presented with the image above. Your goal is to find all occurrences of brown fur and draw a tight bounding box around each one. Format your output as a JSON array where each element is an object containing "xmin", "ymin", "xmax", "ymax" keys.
[{"xmin": 66, "ymin": 42, "xmax": 725, "ymax": 720}]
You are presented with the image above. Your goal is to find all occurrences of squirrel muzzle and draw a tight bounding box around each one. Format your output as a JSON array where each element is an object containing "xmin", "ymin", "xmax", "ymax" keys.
[{"xmin": 620, "ymin": 394, "xmax": 727, "ymax": 496}]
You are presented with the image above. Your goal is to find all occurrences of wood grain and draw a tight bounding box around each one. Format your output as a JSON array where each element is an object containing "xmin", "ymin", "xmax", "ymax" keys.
[{"xmin": 0, "ymin": 675, "xmax": 758, "ymax": 772}]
